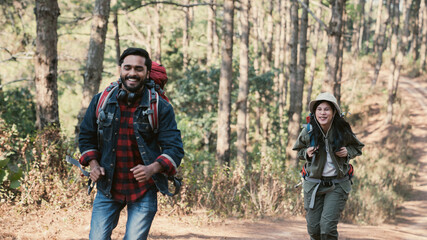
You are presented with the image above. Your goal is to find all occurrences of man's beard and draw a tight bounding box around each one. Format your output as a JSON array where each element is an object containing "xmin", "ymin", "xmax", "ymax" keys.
[{"xmin": 121, "ymin": 75, "xmax": 145, "ymax": 93}]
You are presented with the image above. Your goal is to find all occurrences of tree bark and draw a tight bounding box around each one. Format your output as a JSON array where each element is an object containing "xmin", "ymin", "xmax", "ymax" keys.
[
  {"xmin": 278, "ymin": 0, "xmax": 287, "ymax": 154},
  {"xmin": 306, "ymin": 8, "xmax": 322, "ymax": 112},
  {"xmin": 372, "ymin": 0, "xmax": 391, "ymax": 86},
  {"xmin": 207, "ymin": 0, "xmax": 216, "ymax": 66},
  {"xmin": 286, "ymin": 0, "xmax": 299, "ymax": 163},
  {"xmin": 387, "ymin": 0, "xmax": 403, "ymax": 124},
  {"xmin": 236, "ymin": 0, "xmax": 250, "ymax": 175},
  {"xmin": 336, "ymin": 10, "xmax": 346, "ymax": 105},
  {"xmin": 154, "ymin": 3, "xmax": 162, "ymax": 63},
  {"xmin": 364, "ymin": 0, "xmax": 374, "ymax": 52},
  {"xmin": 112, "ymin": 0, "xmax": 120, "ymax": 67},
  {"xmin": 77, "ymin": 0, "xmax": 110, "ymax": 134},
  {"xmin": 402, "ymin": 0, "xmax": 412, "ymax": 56},
  {"xmin": 420, "ymin": 0, "xmax": 427, "ymax": 71},
  {"xmin": 323, "ymin": 0, "xmax": 345, "ymax": 94},
  {"xmin": 353, "ymin": 0, "xmax": 365, "ymax": 56},
  {"xmin": 216, "ymin": 0, "xmax": 234, "ymax": 166},
  {"xmin": 34, "ymin": 0, "xmax": 60, "ymax": 130},
  {"xmin": 373, "ymin": 0, "xmax": 384, "ymax": 53},
  {"xmin": 183, "ymin": 0, "xmax": 190, "ymax": 69}
]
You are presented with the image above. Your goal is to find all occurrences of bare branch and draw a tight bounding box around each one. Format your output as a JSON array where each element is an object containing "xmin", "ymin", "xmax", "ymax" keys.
[
  {"xmin": 0, "ymin": 78, "xmax": 33, "ymax": 89},
  {"xmin": 297, "ymin": 0, "xmax": 330, "ymax": 35},
  {"xmin": 125, "ymin": 1, "xmax": 215, "ymax": 13}
]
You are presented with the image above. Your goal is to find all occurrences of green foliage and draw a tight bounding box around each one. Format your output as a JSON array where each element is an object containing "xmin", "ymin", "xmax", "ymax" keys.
[
  {"xmin": 169, "ymin": 65, "xmax": 220, "ymax": 117},
  {"xmin": 0, "ymin": 119, "xmax": 28, "ymax": 201},
  {"xmin": 0, "ymin": 87, "xmax": 37, "ymax": 137}
]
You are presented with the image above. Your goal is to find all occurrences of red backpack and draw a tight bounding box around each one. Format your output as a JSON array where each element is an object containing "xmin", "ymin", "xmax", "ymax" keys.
[{"xmin": 96, "ymin": 61, "xmax": 169, "ymax": 133}]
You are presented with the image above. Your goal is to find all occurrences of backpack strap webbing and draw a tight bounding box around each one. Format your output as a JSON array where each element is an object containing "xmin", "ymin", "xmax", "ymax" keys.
[
  {"xmin": 96, "ymin": 81, "xmax": 119, "ymax": 119},
  {"xmin": 148, "ymin": 86, "xmax": 159, "ymax": 133}
]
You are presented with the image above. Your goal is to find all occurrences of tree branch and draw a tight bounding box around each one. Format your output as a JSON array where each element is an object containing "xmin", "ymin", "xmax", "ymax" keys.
[
  {"xmin": 126, "ymin": 1, "xmax": 216, "ymax": 13},
  {"xmin": 0, "ymin": 78, "xmax": 33, "ymax": 89},
  {"xmin": 296, "ymin": 0, "xmax": 330, "ymax": 35}
]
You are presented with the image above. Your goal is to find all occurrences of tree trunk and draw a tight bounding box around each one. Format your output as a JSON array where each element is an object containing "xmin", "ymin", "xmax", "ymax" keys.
[
  {"xmin": 402, "ymin": 0, "xmax": 412, "ymax": 56},
  {"xmin": 364, "ymin": 0, "xmax": 374, "ymax": 52},
  {"xmin": 112, "ymin": 0, "xmax": 120, "ymax": 67},
  {"xmin": 291, "ymin": 0, "xmax": 308, "ymax": 166},
  {"xmin": 387, "ymin": 0, "xmax": 403, "ymax": 124},
  {"xmin": 336, "ymin": 11, "xmax": 346, "ymax": 105},
  {"xmin": 420, "ymin": 0, "xmax": 427, "ymax": 71},
  {"xmin": 154, "ymin": 4, "xmax": 162, "ymax": 63},
  {"xmin": 278, "ymin": 0, "xmax": 287, "ymax": 154},
  {"xmin": 323, "ymin": 0, "xmax": 345, "ymax": 94},
  {"xmin": 216, "ymin": 0, "xmax": 234, "ymax": 166},
  {"xmin": 207, "ymin": 0, "xmax": 216, "ymax": 66},
  {"xmin": 372, "ymin": 0, "xmax": 391, "ymax": 86},
  {"xmin": 236, "ymin": 0, "xmax": 250, "ymax": 175},
  {"xmin": 34, "ymin": 0, "xmax": 60, "ymax": 130},
  {"xmin": 251, "ymin": 1, "xmax": 261, "ymax": 140},
  {"xmin": 183, "ymin": 0, "xmax": 190, "ymax": 69},
  {"xmin": 213, "ymin": 1, "xmax": 219, "ymax": 62},
  {"xmin": 306, "ymin": 8, "xmax": 322, "ymax": 112},
  {"xmin": 353, "ymin": 0, "xmax": 365, "ymax": 56},
  {"xmin": 286, "ymin": 0, "xmax": 299, "ymax": 163},
  {"xmin": 77, "ymin": 0, "xmax": 110, "ymax": 134},
  {"xmin": 263, "ymin": 0, "xmax": 274, "ymax": 71},
  {"xmin": 373, "ymin": 0, "xmax": 384, "ymax": 53},
  {"xmin": 411, "ymin": 0, "xmax": 421, "ymax": 60}
]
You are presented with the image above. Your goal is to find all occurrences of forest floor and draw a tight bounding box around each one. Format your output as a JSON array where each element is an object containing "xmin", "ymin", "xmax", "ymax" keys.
[{"xmin": 1, "ymin": 74, "xmax": 427, "ymax": 240}]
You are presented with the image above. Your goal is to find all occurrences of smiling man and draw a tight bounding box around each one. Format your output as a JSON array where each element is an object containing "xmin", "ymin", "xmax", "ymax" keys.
[{"xmin": 78, "ymin": 48, "xmax": 184, "ymax": 240}]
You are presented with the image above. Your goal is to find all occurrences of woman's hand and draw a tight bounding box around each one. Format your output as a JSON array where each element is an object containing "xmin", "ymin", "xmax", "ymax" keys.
[
  {"xmin": 307, "ymin": 146, "xmax": 319, "ymax": 158},
  {"xmin": 335, "ymin": 147, "xmax": 348, "ymax": 158}
]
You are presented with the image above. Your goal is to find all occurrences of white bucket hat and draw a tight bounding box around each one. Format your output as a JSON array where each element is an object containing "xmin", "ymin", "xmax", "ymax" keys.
[{"xmin": 309, "ymin": 92, "xmax": 341, "ymax": 116}]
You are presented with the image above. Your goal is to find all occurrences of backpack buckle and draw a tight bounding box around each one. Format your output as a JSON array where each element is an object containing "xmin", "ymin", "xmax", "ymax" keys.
[{"xmin": 142, "ymin": 109, "xmax": 154, "ymax": 116}]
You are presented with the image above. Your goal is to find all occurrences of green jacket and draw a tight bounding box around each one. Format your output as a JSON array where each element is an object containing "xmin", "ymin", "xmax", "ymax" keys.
[{"xmin": 292, "ymin": 126, "xmax": 364, "ymax": 179}]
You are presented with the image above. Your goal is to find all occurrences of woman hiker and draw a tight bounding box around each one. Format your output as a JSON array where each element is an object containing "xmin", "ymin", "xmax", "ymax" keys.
[{"xmin": 292, "ymin": 92, "xmax": 364, "ymax": 240}]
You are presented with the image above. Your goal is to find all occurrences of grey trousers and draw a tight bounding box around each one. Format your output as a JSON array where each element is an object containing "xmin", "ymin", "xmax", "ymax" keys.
[{"xmin": 303, "ymin": 180, "xmax": 351, "ymax": 240}]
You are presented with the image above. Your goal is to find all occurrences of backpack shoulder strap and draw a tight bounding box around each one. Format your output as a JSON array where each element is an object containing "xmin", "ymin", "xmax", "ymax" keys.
[
  {"xmin": 147, "ymin": 86, "xmax": 159, "ymax": 133},
  {"xmin": 306, "ymin": 123, "xmax": 315, "ymax": 147},
  {"xmin": 96, "ymin": 81, "xmax": 119, "ymax": 119}
]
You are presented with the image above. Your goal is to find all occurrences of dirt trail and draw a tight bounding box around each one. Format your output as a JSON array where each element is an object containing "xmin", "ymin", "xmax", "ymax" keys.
[{"xmin": 1, "ymin": 77, "xmax": 427, "ymax": 240}]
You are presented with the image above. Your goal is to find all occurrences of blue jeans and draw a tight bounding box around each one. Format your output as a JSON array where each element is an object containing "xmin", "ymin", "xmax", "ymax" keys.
[{"xmin": 89, "ymin": 189, "xmax": 158, "ymax": 240}]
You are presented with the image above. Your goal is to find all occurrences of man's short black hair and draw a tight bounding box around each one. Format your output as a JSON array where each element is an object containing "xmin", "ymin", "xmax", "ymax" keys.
[{"xmin": 119, "ymin": 47, "xmax": 152, "ymax": 71}]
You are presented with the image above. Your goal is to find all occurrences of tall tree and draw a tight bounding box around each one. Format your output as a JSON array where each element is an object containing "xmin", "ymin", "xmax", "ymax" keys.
[
  {"xmin": 34, "ymin": 0, "xmax": 60, "ymax": 130},
  {"xmin": 154, "ymin": 3, "xmax": 162, "ymax": 63},
  {"xmin": 352, "ymin": 0, "xmax": 365, "ymax": 56},
  {"xmin": 420, "ymin": 0, "xmax": 427, "ymax": 71},
  {"xmin": 285, "ymin": 0, "xmax": 299, "ymax": 163},
  {"xmin": 207, "ymin": 0, "xmax": 217, "ymax": 66},
  {"xmin": 373, "ymin": 0, "xmax": 384, "ymax": 53},
  {"xmin": 387, "ymin": 0, "xmax": 403, "ymax": 124},
  {"xmin": 216, "ymin": 0, "xmax": 234, "ymax": 166},
  {"xmin": 77, "ymin": 0, "xmax": 111, "ymax": 133},
  {"xmin": 236, "ymin": 0, "xmax": 251, "ymax": 175},
  {"xmin": 112, "ymin": 0, "xmax": 120, "ymax": 66},
  {"xmin": 401, "ymin": 0, "xmax": 412, "ymax": 55},
  {"xmin": 306, "ymin": 7, "xmax": 322, "ymax": 112},
  {"xmin": 278, "ymin": 0, "xmax": 287, "ymax": 153},
  {"xmin": 372, "ymin": 0, "xmax": 391, "ymax": 86},
  {"xmin": 183, "ymin": 0, "xmax": 190, "ymax": 69},
  {"xmin": 323, "ymin": 0, "xmax": 345, "ymax": 99}
]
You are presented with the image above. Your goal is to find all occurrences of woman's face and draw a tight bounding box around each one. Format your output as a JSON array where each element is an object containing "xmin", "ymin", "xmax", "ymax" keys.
[{"xmin": 315, "ymin": 102, "xmax": 335, "ymax": 130}]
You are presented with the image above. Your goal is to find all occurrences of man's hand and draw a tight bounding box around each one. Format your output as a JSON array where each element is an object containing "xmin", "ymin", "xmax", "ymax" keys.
[
  {"xmin": 307, "ymin": 146, "xmax": 319, "ymax": 158},
  {"xmin": 335, "ymin": 147, "xmax": 348, "ymax": 158},
  {"xmin": 89, "ymin": 160, "xmax": 105, "ymax": 182},
  {"xmin": 130, "ymin": 162, "xmax": 163, "ymax": 182}
]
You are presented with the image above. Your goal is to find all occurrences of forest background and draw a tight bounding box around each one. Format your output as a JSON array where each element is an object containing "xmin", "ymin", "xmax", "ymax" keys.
[{"xmin": 0, "ymin": 0, "xmax": 425, "ymax": 229}]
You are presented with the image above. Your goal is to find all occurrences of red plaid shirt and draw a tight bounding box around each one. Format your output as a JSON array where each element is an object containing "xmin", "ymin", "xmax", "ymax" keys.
[{"xmin": 111, "ymin": 100, "xmax": 153, "ymax": 202}]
